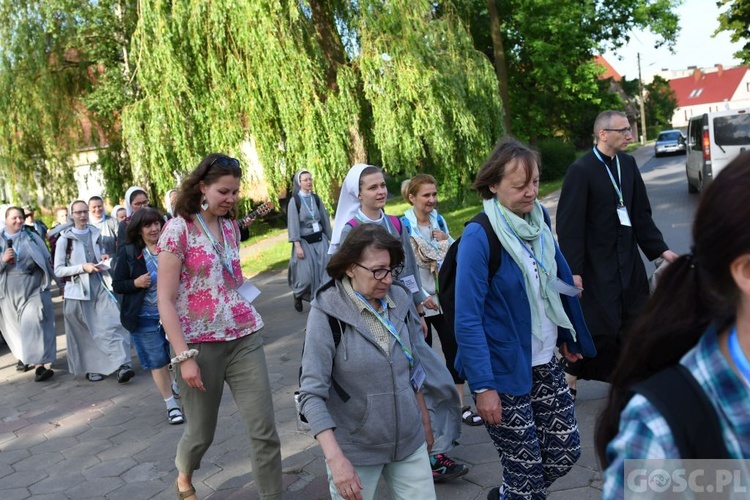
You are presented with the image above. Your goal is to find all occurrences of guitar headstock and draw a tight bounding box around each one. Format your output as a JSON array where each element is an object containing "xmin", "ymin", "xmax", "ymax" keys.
[{"xmin": 255, "ymin": 202, "xmax": 274, "ymax": 218}]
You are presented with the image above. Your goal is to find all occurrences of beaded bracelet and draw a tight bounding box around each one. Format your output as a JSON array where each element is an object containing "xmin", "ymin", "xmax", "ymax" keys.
[{"xmin": 171, "ymin": 349, "xmax": 199, "ymax": 365}]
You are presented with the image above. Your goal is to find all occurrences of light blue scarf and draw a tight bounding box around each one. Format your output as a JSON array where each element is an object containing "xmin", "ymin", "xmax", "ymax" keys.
[{"xmin": 483, "ymin": 198, "xmax": 574, "ymax": 340}]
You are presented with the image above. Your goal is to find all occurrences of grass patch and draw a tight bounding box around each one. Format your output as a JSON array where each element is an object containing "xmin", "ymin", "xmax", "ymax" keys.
[{"xmin": 240, "ymin": 178, "xmax": 564, "ymax": 276}]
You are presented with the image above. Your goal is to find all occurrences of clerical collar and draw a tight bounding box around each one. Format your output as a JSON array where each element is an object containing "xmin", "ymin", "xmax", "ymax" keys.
[{"xmin": 595, "ymin": 147, "xmax": 615, "ymax": 166}]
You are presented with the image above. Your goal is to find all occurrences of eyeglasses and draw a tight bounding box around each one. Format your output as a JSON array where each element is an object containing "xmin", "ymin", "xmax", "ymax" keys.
[
  {"xmin": 71, "ymin": 210, "xmax": 88, "ymax": 216},
  {"xmin": 354, "ymin": 262, "xmax": 403, "ymax": 280},
  {"xmin": 208, "ymin": 156, "xmax": 240, "ymax": 169},
  {"xmin": 603, "ymin": 127, "xmax": 633, "ymax": 134},
  {"xmin": 131, "ymin": 200, "xmax": 149, "ymax": 209}
]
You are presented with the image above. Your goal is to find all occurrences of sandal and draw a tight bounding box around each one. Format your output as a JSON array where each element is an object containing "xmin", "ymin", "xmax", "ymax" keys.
[
  {"xmin": 174, "ymin": 479, "xmax": 196, "ymax": 499},
  {"xmin": 461, "ymin": 405, "xmax": 483, "ymax": 426},
  {"xmin": 86, "ymin": 373, "xmax": 105, "ymax": 382},
  {"xmin": 168, "ymin": 407, "xmax": 185, "ymax": 425}
]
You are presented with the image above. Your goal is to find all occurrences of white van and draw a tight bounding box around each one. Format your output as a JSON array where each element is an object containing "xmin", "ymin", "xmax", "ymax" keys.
[{"xmin": 685, "ymin": 108, "xmax": 750, "ymax": 193}]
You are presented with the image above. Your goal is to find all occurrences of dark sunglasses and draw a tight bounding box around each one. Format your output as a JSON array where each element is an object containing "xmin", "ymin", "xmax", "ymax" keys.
[{"xmin": 209, "ymin": 156, "xmax": 240, "ymax": 169}]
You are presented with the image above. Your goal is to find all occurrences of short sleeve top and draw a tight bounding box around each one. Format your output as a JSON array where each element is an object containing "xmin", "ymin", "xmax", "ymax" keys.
[{"xmin": 157, "ymin": 216, "xmax": 263, "ymax": 343}]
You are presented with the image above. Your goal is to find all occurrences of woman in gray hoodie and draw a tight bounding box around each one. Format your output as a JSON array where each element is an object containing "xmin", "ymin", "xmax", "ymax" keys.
[{"xmin": 299, "ymin": 224, "xmax": 436, "ymax": 500}]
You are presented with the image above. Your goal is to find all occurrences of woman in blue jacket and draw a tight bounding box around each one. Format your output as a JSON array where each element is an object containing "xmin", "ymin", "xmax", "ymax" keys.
[
  {"xmin": 454, "ymin": 138, "xmax": 595, "ymax": 500},
  {"xmin": 113, "ymin": 207, "xmax": 183, "ymax": 425}
]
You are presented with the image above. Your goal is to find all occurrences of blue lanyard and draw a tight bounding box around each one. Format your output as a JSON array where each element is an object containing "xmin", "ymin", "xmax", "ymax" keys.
[
  {"xmin": 728, "ymin": 326, "xmax": 750, "ymax": 386},
  {"xmin": 355, "ymin": 210, "xmax": 397, "ymax": 237},
  {"xmin": 143, "ymin": 247, "xmax": 158, "ymax": 283},
  {"xmin": 195, "ymin": 214, "xmax": 235, "ymax": 280},
  {"xmin": 354, "ymin": 291, "xmax": 414, "ymax": 367},
  {"xmin": 300, "ymin": 193, "xmax": 315, "ymax": 218},
  {"xmin": 593, "ymin": 148, "xmax": 624, "ymax": 206},
  {"xmin": 494, "ymin": 201, "xmax": 549, "ymax": 276}
]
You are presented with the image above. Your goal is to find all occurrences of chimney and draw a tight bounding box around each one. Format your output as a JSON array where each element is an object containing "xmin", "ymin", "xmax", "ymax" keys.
[
  {"xmin": 716, "ymin": 64, "xmax": 724, "ymax": 76},
  {"xmin": 693, "ymin": 68, "xmax": 703, "ymax": 82}
]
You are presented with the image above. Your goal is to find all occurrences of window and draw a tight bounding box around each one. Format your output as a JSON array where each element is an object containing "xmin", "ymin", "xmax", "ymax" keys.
[{"xmin": 713, "ymin": 114, "xmax": 750, "ymax": 146}]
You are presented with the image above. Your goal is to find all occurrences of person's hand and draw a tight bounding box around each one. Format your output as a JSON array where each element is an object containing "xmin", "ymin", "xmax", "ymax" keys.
[
  {"xmin": 423, "ymin": 296, "xmax": 439, "ymax": 311},
  {"xmin": 328, "ymin": 455, "xmax": 363, "ymax": 500},
  {"xmin": 179, "ymin": 358, "xmax": 205, "ymax": 391},
  {"xmin": 432, "ymin": 229, "xmax": 448, "ymax": 241},
  {"xmin": 100, "ymin": 254, "xmax": 110, "ymax": 261},
  {"xmin": 661, "ymin": 250, "xmax": 679, "ymax": 263},
  {"xmin": 560, "ymin": 342, "xmax": 583, "ymax": 364},
  {"xmin": 424, "ymin": 423, "xmax": 434, "ymax": 455},
  {"xmin": 135, "ymin": 273, "xmax": 151, "ymax": 289},
  {"xmin": 476, "ymin": 390, "xmax": 502, "ymax": 425},
  {"xmin": 82, "ymin": 263, "xmax": 100, "ymax": 273},
  {"xmin": 420, "ymin": 316, "xmax": 428, "ymax": 338},
  {"xmin": 1, "ymin": 247, "xmax": 15, "ymax": 263},
  {"xmin": 295, "ymin": 246, "xmax": 305, "ymax": 259},
  {"xmin": 573, "ymin": 274, "xmax": 583, "ymax": 297}
]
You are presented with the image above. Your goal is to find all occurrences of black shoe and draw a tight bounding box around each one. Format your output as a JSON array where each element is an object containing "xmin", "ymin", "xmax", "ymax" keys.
[
  {"xmin": 16, "ymin": 361, "xmax": 31, "ymax": 372},
  {"xmin": 487, "ymin": 486, "xmax": 504, "ymax": 500},
  {"xmin": 430, "ymin": 453, "xmax": 469, "ymax": 482},
  {"xmin": 117, "ymin": 364, "xmax": 135, "ymax": 383},
  {"xmin": 34, "ymin": 366, "xmax": 54, "ymax": 382},
  {"xmin": 294, "ymin": 297, "xmax": 303, "ymax": 312}
]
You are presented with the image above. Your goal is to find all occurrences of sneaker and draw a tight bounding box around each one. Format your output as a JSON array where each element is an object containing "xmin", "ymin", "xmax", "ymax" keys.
[
  {"xmin": 430, "ymin": 453, "xmax": 469, "ymax": 482},
  {"xmin": 117, "ymin": 364, "xmax": 135, "ymax": 383},
  {"xmin": 487, "ymin": 485, "xmax": 505, "ymax": 500},
  {"xmin": 294, "ymin": 296, "xmax": 303, "ymax": 312},
  {"xmin": 34, "ymin": 366, "xmax": 54, "ymax": 382},
  {"xmin": 16, "ymin": 361, "xmax": 31, "ymax": 372}
]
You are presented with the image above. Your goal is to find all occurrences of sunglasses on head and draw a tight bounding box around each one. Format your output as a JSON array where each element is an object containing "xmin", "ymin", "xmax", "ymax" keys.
[{"xmin": 208, "ymin": 156, "xmax": 240, "ymax": 169}]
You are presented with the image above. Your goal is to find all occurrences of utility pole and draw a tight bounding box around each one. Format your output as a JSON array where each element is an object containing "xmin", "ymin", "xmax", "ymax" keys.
[{"xmin": 638, "ymin": 52, "xmax": 647, "ymax": 144}]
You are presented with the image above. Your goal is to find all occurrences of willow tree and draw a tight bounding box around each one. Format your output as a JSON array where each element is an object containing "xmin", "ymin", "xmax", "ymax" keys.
[
  {"xmin": 0, "ymin": 0, "xmax": 138, "ymax": 205},
  {"xmin": 123, "ymin": 0, "xmax": 501, "ymax": 206}
]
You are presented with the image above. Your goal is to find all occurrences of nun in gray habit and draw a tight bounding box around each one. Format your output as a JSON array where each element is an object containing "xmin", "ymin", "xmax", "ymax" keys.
[
  {"xmin": 54, "ymin": 200, "xmax": 134, "ymax": 382},
  {"xmin": 287, "ymin": 169, "xmax": 332, "ymax": 312},
  {"xmin": 0, "ymin": 206, "xmax": 57, "ymax": 380}
]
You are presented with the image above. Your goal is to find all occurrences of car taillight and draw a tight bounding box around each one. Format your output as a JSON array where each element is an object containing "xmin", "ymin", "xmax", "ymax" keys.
[{"xmin": 702, "ymin": 130, "xmax": 711, "ymax": 160}]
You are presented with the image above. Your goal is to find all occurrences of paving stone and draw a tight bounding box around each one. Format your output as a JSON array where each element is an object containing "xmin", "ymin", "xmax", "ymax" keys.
[
  {"xmin": 72, "ymin": 424, "xmax": 127, "ymax": 442},
  {"xmin": 1, "ymin": 470, "xmax": 48, "ymax": 489},
  {"xmin": 11, "ymin": 451, "xmax": 64, "ymax": 471},
  {"xmin": 1, "ymin": 487, "xmax": 31, "ymax": 500},
  {"xmin": 120, "ymin": 461, "xmax": 169, "ymax": 482},
  {"xmin": 0, "ymin": 448, "xmax": 30, "ymax": 466},
  {"xmin": 95, "ymin": 440, "xmax": 150, "ymax": 461},
  {"xmin": 63, "ymin": 477, "xmax": 124, "ymax": 498},
  {"xmin": 29, "ymin": 436, "xmax": 79, "ymax": 454},
  {"xmin": 82, "ymin": 457, "xmax": 137, "ymax": 479},
  {"xmin": 0, "ymin": 418, "xmax": 31, "ymax": 434},
  {"xmin": 28, "ymin": 472, "xmax": 86, "ymax": 495},
  {"xmin": 105, "ymin": 478, "xmax": 169, "ymax": 500}
]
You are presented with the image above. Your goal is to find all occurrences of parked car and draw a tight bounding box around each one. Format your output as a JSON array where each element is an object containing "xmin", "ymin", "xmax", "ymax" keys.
[
  {"xmin": 654, "ymin": 130, "xmax": 686, "ymax": 157},
  {"xmin": 686, "ymin": 109, "xmax": 750, "ymax": 193}
]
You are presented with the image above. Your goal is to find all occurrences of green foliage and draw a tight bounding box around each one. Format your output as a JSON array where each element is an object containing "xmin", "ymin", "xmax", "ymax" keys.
[
  {"xmin": 645, "ymin": 75, "xmax": 678, "ymax": 128},
  {"xmin": 537, "ymin": 139, "xmax": 576, "ymax": 182},
  {"xmin": 717, "ymin": 0, "xmax": 750, "ymax": 64}
]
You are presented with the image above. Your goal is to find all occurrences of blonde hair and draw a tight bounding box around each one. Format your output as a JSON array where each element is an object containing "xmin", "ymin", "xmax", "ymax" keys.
[{"xmin": 401, "ymin": 174, "xmax": 437, "ymax": 205}]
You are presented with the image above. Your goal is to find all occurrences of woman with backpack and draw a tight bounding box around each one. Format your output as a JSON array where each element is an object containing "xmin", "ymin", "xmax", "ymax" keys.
[
  {"xmin": 287, "ymin": 169, "xmax": 332, "ymax": 312},
  {"xmin": 454, "ymin": 138, "xmax": 594, "ymax": 500},
  {"xmin": 401, "ymin": 175, "xmax": 482, "ymax": 429},
  {"xmin": 55, "ymin": 200, "xmax": 135, "ymax": 383},
  {"xmin": 329, "ymin": 164, "xmax": 467, "ymax": 483},
  {"xmin": 597, "ymin": 153, "xmax": 750, "ymax": 497},
  {"xmin": 0, "ymin": 206, "xmax": 57, "ymax": 380},
  {"xmin": 112, "ymin": 207, "xmax": 184, "ymax": 425}
]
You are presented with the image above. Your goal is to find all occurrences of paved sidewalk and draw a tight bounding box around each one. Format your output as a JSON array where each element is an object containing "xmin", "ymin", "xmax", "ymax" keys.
[{"xmin": 0, "ymin": 147, "xmax": 667, "ymax": 499}]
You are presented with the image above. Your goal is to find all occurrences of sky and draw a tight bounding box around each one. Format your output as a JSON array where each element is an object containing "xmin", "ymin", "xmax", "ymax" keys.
[{"xmin": 602, "ymin": 0, "xmax": 745, "ymax": 82}]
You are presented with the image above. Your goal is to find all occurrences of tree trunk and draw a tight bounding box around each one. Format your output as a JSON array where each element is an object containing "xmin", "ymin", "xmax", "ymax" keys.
[
  {"xmin": 308, "ymin": 0, "xmax": 347, "ymax": 94},
  {"xmin": 487, "ymin": 0, "xmax": 511, "ymax": 134}
]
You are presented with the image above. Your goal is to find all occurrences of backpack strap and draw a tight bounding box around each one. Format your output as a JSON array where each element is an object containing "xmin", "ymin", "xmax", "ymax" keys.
[
  {"xmin": 299, "ymin": 314, "xmax": 351, "ymax": 405},
  {"xmin": 400, "ymin": 216, "xmax": 412, "ymax": 236},
  {"xmin": 632, "ymin": 364, "xmax": 730, "ymax": 459},
  {"xmin": 437, "ymin": 214, "xmax": 447, "ymax": 233},
  {"xmin": 388, "ymin": 215, "xmax": 402, "ymax": 235},
  {"xmin": 470, "ymin": 212, "xmax": 502, "ymax": 280}
]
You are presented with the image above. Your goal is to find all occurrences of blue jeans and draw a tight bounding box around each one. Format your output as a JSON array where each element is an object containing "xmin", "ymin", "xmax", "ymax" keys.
[
  {"xmin": 326, "ymin": 442, "xmax": 436, "ymax": 500},
  {"xmin": 130, "ymin": 316, "xmax": 170, "ymax": 370}
]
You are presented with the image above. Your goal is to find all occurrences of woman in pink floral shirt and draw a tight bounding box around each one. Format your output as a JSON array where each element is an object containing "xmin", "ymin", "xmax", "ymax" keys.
[{"xmin": 157, "ymin": 154, "xmax": 282, "ymax": 500}]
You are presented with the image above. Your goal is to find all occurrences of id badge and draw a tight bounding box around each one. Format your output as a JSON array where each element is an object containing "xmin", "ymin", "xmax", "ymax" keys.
[
  {"xmin": 617, "ymin": 205, "xmax": 632, "ymax": 226},
  {"xmin": 236, "ymin": 282, "xmax": 261, "ymax": 303},
  {"xmin": 410, "ymin": 359, "xmax": 426, "ymax": 391},
  {"xmin": 400, "ymin": 274, "xmax": 420, "ymax": 293},
  {"xmin": 549, "ymin": 276, "xmax": 582, "ymax": 297},
  {"xmin": 312, "ymin": 222, "xmax": 321, "ymax": 233}
]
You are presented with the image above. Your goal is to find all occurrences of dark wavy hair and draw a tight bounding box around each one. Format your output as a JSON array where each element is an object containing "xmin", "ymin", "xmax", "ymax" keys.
[
  {"xmin": 595, "ymin": 152, "xmax": 750, "ymax": 466},
  {"xmin": 472, "ymin": 137, "xmax": 540, "ymax": 200},
  {"xmin": 327, "ymin": 224, "xmax": 405, "ymax": 281},
  {"xmin": 125, "ymin": 208, "xmax": 163, "ymax": 249},
  {"xmin": 172, "ymin": 153, "xmax": 242, "ymax": 220}
]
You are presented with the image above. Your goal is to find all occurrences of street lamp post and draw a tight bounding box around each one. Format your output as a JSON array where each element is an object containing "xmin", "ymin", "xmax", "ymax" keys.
[{"xmin": 638, "ymin": 52, "xmax": 647, "ymax": 144}]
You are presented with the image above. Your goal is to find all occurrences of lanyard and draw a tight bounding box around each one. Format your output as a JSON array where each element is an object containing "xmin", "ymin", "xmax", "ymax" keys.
[
  {"xmin": 354, "ymin": 291, "xmax": 414, "ymax": 367},
  {"xmin": 355, "ymin": 210, "xmax": 397, "ymax": 237},
  {"xmin": 728, "ymin": 326, "xmax": 750, "ymax": 386},
  {"xmin": 143, "ymin": 247, "xmax": 158, "ymax": 282},
  {"xmin": 195, "ymin": 214, "xmax": 235, "ymax": 280},
  {"xmin": 593, "ymin": 148, "xmax": 624, "ymax": 207},
  {"xmin": 495, "ymin": 201, "xmax": 549, "ymax": 276},
  {"xmin": 299, "ymin": 193, "xmax": 315, "ymax": 218}
]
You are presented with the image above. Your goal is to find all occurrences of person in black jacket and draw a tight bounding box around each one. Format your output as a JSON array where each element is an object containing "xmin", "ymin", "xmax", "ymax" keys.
[
  {"xmin": 556, "ymin": 110, "xmax": 678, "ymax": 392},
  {"xmin": 112, "ymin": 208, "xmax": 184, "ymax": 425}
]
